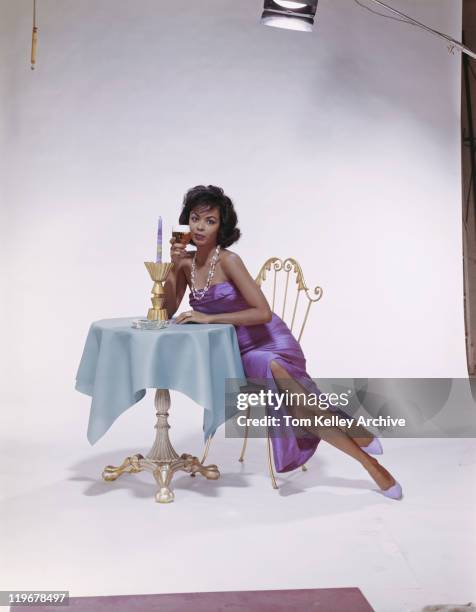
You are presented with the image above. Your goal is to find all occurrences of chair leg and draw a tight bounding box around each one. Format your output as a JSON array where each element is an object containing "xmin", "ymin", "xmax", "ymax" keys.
[
  {"xmin": 238, "ymin": 405, "xmax": 250, "ymax": 462},
  {"xmin": 237, "ymin": 403, "xmax": 279, "ymax": 488},
  {"xmin": 191, "ymin": 435, "xmax": 213, "ymax": 477},
  {"xmin": 266, "ymin": 430, "xmax": 279, "ymax": 490},
  {"xmin": 200, "ymin": 435, "xmax": 213, "ymax": 464}
]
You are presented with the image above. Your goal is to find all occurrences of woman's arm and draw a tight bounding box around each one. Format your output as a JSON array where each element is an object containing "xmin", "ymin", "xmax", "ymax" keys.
[{"xmin": 206, "ymin": 253, "xmax": 272, "ymax": 326}]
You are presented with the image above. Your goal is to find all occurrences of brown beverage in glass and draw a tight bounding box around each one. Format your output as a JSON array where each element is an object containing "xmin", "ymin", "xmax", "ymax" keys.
[{"xmin": 172, "ymin": 225, "xmax": 192, "ymax": 245}]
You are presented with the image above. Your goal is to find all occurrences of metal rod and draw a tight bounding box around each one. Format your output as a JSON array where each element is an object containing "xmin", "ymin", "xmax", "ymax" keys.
[
  {"xmin": 290, "ymin": 289, "xmax": 300, "ymax": 333},
  {"xmin": 200, "ymin": 434, "xmax": 213, "ymax": 465},
  {"xmin": 462, "ymin": 31, "xmax": 476, "ymax": 230},
  {"xmin": 266, "ymin": 430, "xmax": 279, "ymax": 489},
  {"xmin": 282, "ymin": 270, "xmax": 290, "ymax": 320},
  {"xmin": 31, "ymin": 0, "xmax": 38, "ymax": 70},
  {"xmin": 238, "ymin": 404, "xmax": 251, "ymax": 462}
]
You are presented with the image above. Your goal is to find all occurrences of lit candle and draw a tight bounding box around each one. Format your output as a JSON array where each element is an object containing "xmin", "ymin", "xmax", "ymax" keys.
[{"xmin": 156, "ymin": 216, "xmax": 162, "ymax": 263}]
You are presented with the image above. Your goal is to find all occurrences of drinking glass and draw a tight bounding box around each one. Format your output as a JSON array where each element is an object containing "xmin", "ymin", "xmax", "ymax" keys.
[{"xmin": 172, "ymin": 224, "xmax": 192, "ymax": 245}]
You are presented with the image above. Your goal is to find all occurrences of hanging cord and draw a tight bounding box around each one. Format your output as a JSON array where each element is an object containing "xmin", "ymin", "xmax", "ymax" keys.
[
  {"xmin": 353, "ymin": 0, "xmax": 476, "ymax": 60},
  {"xmin": 31, "ymin": 0, "xmax": 38, "ymax": 70},
  {"xmin": 354, "ymin": 0, "xmax": 413, "ymax": 25}
]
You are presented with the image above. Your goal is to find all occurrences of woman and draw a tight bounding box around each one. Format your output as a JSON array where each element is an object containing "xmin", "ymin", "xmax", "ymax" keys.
[{"xmin": 165, "ymin": 185, "xmax": 402, "ymax": 500}]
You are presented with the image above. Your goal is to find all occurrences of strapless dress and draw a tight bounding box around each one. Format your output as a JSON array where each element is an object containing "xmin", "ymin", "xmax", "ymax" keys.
[{"xmin": 189, "ymin": 280, "xmax": 323, "ymax": 472}]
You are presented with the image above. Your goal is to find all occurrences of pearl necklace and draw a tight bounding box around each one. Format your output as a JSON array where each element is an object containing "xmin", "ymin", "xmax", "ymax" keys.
[{"xmin": 191, "ymin": 245, "xmax": 221, "ymax": 300}]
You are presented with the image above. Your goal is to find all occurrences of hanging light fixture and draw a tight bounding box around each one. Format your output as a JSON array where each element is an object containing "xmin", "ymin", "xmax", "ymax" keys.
[{"xmin": 261, "ymin": 0, "xmax": 319, "ymax": 33}]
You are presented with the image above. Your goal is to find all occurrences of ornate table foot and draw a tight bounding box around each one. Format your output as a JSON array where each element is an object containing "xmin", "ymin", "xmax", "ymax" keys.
[
  {"xmin": 150, "ymin": 455, "xmax": 220, "ymax": 503},
  {"xmin": 102, "ymin": 453, "xmax": 220, "ymax": 503},
  {"xmin": 181, "ymin": 453, "xmax": 220, "ymax": 480},
  {"xmin": 101, "ymin": 390, "xmax": 220, "ymax": 503},
  {"xmin": 153, "ymin": 464, "xmax": 176, "ymax": 503},
  {"xmin": 102, "ymin": 453, "xmax": 144, "ymax": 481}
]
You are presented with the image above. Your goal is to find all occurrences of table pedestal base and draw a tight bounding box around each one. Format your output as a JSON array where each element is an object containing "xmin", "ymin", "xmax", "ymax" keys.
[{"xmin": 101, "ymin": 389, "xmax": 220, "ymax": 503}]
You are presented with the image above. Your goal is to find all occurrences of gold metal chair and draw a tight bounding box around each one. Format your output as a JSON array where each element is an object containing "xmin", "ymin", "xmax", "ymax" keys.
[{"xmin": 200, "ymin": 256, "xmax": 323, "ymax": 489}]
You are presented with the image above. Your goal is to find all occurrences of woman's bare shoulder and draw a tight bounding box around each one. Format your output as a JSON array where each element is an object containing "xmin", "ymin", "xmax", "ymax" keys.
[
  {"xmin": 220, "ymin": 250, "xmax": 250, "ymax": 277},
  {"xmin": 220, "ymin": 249, "xmax": 241, "ymax": 262}
]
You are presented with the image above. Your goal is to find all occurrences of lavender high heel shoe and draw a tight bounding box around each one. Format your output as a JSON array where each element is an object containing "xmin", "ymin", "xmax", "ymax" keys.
[
  {"xmin": 380, "ymin": 480, "xmax": 403, "ymax": 500},
  {"xmin": 362, "ymin": 437, "xmax": 383, "ymax": 455},
  {"xmin": 366, "ymin": 458, "xmax": 403, "ymax": 500}
]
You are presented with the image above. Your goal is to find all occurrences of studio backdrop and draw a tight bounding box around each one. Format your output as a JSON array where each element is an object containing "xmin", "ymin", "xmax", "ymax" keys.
[{"xmin": 0, "ymin": 0, "xmax": 465, "ymax": 439}]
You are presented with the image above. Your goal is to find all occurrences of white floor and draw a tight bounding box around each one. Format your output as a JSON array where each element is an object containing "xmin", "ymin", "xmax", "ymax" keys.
[{"xmin": 1, "ymin": 392, "xmax": 475, "ymax": 612}]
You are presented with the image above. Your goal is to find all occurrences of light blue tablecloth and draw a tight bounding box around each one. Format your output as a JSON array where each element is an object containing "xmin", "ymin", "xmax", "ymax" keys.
[{"xmin": 75, "ymin": 317, "xmax": 247, "ymax": 444}]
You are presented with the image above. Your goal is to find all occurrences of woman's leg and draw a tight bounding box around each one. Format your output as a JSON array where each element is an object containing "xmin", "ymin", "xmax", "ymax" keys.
[
  {"xmin": 268, "ymin": 360, "xmax": 374, "ymax": 445},
  {"xmin": 269, "ymin": 360, "xmax": 396, "ymax": 491}
]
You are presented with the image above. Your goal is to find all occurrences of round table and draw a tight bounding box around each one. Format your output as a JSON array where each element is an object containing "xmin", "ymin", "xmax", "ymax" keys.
[{"xmin": 75, "ymin": 317, "xmax": 247, "ymax": 503}]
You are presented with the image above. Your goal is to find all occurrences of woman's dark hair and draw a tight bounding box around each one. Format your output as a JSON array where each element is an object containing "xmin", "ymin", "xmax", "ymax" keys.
[{"xmin": 179, "ymin": 185, "xmax": 241, "ymax": 248}]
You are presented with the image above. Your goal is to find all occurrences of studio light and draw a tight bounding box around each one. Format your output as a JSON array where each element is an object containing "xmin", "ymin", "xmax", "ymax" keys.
[{"xmin": 261, "ymin": 0, "xmax": 319, "ymax": 33}]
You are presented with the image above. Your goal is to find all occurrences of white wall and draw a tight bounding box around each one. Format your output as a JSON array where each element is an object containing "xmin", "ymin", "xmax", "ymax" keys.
[{"xmin": 0, "ymin": 0, "xmax": 465, "ymax": 438}]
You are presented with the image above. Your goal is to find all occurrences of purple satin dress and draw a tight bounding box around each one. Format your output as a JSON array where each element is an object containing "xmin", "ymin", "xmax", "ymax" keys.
[{"xmin": 189, "ymin": 280, "xmax": 322, "ymax": 473}]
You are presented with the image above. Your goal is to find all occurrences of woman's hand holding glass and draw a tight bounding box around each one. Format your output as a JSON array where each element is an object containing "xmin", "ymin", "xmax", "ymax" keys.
[
  {"xmin": 170, "ymin": 225, "xmax": 191, "ymax": 266},
  {"xmin": 170, "ymin": 237, "xmax": 187, "ymax": 266}
]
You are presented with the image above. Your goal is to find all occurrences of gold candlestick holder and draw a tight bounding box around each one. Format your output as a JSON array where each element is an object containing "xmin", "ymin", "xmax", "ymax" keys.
[
  {"xmin": 144, "ymin": 261, "xmax": 174, "ymax": 321},
  {"xmin": 132, "ymin": 262, "xmax": 174, "ymax": 330}
]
